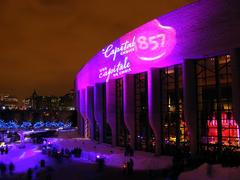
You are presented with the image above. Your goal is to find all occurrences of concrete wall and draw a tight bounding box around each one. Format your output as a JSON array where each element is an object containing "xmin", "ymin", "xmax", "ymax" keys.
[
  {"xmin": 94, "ymin": 83, "xmax": 104, "ymax": 143},
  {"xmin": 86, "ymin": 86, "xmax": 95, "ymax": 140},
  {"xmin": 148, "ymin": 69, "xmax": 162, "ymax": 154},
  {"xmin": 182, "ymin": 60, "xmax": 198, "ymax": 155},
  {"xmin": 106, "ymin": 80, "xmax": 117, "ymax": 146},
  {"xmin": 231, "ymin": 48, "xmax": 240, "ymax": 128},
  {"xmin": 159, "ymin": 0, "xmax": 240, "ymax": 63},
  {"xmin": 123, "ymin": 74, "xmax": 135, "ymax": 148}
]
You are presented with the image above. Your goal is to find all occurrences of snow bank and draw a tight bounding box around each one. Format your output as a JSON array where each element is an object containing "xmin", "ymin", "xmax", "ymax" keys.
[{"xmin": 179, "ymin": 163, "xmax": 240, "ymax": 180}]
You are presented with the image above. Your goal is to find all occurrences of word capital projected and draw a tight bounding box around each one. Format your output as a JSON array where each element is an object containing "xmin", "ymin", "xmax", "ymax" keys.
[
  {"xmin": 77, "ymin": 19, "xmax": 177, "ymax": 88},
  {"xmin": 98, "ymin": 20, "xmax": 176, "ymax": 82}
]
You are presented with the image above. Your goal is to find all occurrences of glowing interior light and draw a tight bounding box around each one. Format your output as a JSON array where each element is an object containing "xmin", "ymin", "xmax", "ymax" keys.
[{"xmin": 207, "ymin": 112, "xmax": 240, "ymax": 145}]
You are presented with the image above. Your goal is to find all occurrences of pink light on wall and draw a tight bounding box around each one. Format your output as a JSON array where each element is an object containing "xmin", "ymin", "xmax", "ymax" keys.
[
  {"xmin": 76, "ymin": 19, "xmax": 176, "ymax": 90},
  {"xmin": 122, "ymin": 19, "xmax": 176, "ymax": 62}
]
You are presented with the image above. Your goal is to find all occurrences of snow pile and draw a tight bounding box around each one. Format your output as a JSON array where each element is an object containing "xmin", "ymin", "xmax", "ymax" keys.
[{"xmin": 179, "ymin": 163, "xmax": 240, "ymax": 180}]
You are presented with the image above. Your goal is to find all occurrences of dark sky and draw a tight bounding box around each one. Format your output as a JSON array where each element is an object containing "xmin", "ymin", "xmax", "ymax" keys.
[{"xmin": 0, "ymin": 0, "xmax": 193, "ymax": 99}]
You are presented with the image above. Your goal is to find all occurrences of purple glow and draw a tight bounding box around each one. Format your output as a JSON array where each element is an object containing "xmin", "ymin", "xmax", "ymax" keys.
[
  {"xmin": 76, "ymin": 0, "xmax": 240, "ymax": 90},
  {"xmin": 121, "ymin": 20, "xmax": 176, "ymax": 62},
  {"xmin": 76, "ymin": 19, "xmax": 176, "ymax": 89}
]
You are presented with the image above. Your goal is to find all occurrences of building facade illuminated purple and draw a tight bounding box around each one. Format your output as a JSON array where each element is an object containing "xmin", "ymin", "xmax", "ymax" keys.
[{"xmin": 76, "ymin": 0, "xmax": 240, "ymax": 154}]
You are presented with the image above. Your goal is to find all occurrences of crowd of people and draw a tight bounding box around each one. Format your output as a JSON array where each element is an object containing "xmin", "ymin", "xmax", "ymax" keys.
[
  {"xmin": 22, "ymin": 160, "xmax": 54, "ymax": 180},
  {"xmin": 0, "ymin": 162, "xmax": 15, "ymax": 177},
  {"xmin": 42, "ymin": 143, "xmax": 82, "ymax": 161}
]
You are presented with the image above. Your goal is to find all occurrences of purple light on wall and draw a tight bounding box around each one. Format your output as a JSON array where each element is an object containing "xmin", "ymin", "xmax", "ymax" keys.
[
  {"xmin": 77, "ymin": 0, "xmax": 240, "ymax": 90},
  {"xmin": 76, "ymin": 19, "xmax": 176, "ymax": 90},
  {"xmin": 121, "ymin": 19, "xmax": 176, "ymax": 62}
]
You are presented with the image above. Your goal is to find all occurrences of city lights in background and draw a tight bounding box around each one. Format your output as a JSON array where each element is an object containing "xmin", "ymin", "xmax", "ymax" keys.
[{"xmin": 0, "ymin": 119, "xmax": 72, "ymax": 130}]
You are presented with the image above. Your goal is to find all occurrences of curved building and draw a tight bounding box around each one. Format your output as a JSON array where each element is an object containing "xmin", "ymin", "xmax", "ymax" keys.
[{"xmin": 76, "ymin": 0, "xmax": 240, "ymax": 155}]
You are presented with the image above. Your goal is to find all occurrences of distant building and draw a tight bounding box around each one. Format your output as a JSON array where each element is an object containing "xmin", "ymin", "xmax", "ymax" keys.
[
  {"xmin": 23, "ymin": 90, "xmax": 75, "ymax": 111},
  {"xmin": 22, "ymin": 98, "xmax": 31, "ymax": 110},
  {"xmin": 0, "ymin": 91, "xmax": 77, "ymax": 126},
  {"xmin": 59, "ymin": 90, "xmax": 75, "ymax": 111},
  {"xmin": 0, "ymin": 94, "xmax": 19, "ymax": 110}
]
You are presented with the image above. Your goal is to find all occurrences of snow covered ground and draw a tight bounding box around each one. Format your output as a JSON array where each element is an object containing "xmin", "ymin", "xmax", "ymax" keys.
[
  {"xmin": 0, "ymin": 143, "xmax": 53, "ymax": 173},
  {"xmin": 47, "ymin": 138, "xmax": 173, "ymax": 170},
  {"xmin": 0, "ymin": 138, "xmax": 173, "ymax": 175},
  {"xmin": 179, "ymin": 163, "xmax": 240, "ymax": 180},
  {"xmin": 1, "ymin": 138, "xmax": 240, "ymax": 180}
]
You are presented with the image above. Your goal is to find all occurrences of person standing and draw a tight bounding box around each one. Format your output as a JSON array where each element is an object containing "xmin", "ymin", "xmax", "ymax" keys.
[
  {"xmin": 27, "ymin": 168, "xmax": 33, "ymax": 180},
  {"xmin": 0, "ymin": 147, "xmax": 4, "ymax": 155},
  {"xmin": 9, "ymin": 162, "xmax": 15, "ymax": 175},
  {"xmin": 129, "ymin": 158, "xmax": 134, "ymax": 174},
  {"xmin": 5, "ymin": 145, "xmax": 8, "ymax": 154},
  {"xmin": 1, "ymin": 163, "xmax": 6, "ymax": 177}
]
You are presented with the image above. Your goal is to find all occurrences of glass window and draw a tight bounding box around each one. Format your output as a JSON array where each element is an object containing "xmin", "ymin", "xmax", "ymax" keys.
[
  {"xmin": 116, "ymin": 78, "xmax": 129, "ymax": 147},
  {"xmin": 135, "ymin": 72, "xmax": 155, "ymax": 152},
  {"xmin": 196, "ymin": 55, "xmax": 239, "ymax": 151},
  {"xmin": 160, "ymin": 65, "xmax": 189, "ymax": 154}
]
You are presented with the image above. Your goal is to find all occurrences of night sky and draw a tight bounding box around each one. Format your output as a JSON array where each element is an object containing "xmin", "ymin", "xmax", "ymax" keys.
[{"xmin": 0, "ymin": 0, "xmax": 193, "ymax": 100}]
